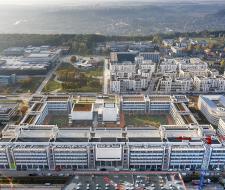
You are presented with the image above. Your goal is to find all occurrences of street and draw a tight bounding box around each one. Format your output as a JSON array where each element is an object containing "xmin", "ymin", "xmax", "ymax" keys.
[
  {"xmin": 186, "ymin": 183, "xmax": 224, "ymax": 190},
  {"xmin": 35, "ymin": 61, "xmax": 62, "ymax": 94},
  {"xmin": 103, "ymin": 58, "xmax": 110, "ymax": 94}
]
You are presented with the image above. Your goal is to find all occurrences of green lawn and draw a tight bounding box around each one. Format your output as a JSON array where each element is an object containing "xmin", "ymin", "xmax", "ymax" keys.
[
  {"xmin": 49, "ymin": 62, "xmax": 102, "ymax": 93},
  {"xmin": 43, "ymin": 80, "xmax": 62, "ymax": 92},
  {"xmin": 43, "ymin": 113, "xmax": 69, "ymax": 127},
  {"xmin": 83, "ymin": 67, "xmax": 103, "ymax": 77},
  {"xmin": 125, "ymin": 114, "xmax": 168, "ymax": 127}
]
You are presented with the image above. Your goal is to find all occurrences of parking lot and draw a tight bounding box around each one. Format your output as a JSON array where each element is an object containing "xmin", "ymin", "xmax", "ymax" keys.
[{"xmin": 64, "ymin": 173, "xmax": 186, "ymax": 190}]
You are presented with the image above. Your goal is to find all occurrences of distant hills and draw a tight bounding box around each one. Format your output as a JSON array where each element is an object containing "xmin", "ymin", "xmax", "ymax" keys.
[{"xmin": 0, "ymin": 2, "xmax": 224, "ymax": 35}]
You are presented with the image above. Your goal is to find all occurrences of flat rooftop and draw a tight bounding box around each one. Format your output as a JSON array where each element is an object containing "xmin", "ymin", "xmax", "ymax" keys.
[
  {"xmin": 46, "ymin": 96, "xmax": 69, "ymax": 101},
  {"xmin": 181, "ymin": 114, "xmax": 194, "ymax": 124},
  {"xmin": 173, "ymin": 95, "xmax": 189, "ymax": 103},
  {"xmin": 31, "ymin": 103, "xmax": 44, "ymax": 112},
  {"xmin": 174, "ymin": 103, "xmax": 186, "ymax": 112},
  {"xmin": 122, "ymin": 95, "xmax": 145, "ymax": 102},
  {"xmin": 0, "ymin": 103, "xmax": 17, "ymax": 114},
  {"xmin": 22, "ymin": 114, "xmax": 38, "ymax": 125},
  {"xmin": 150, "ymin": 96, "xmax": 171, "ymax": 102},
  {"xmin": 30, "ymin": 96, "xmax": 44, "ymax": 102},
  {"xmin": 73, "ymin": 103, "xmax": 93, "ymax": 112}
]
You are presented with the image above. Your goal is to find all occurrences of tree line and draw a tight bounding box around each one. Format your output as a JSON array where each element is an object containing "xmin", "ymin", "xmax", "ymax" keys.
[{"xmin": 0, "ymin": 30, "xmax": 224, "ymax": 55}]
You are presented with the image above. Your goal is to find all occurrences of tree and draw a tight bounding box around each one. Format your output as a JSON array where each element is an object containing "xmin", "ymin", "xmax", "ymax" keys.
[
  {"xmin": 70, "ymin": 56, "xmax": 77, "ymax": 63},
  {"xmin": 220, "ymin": 59, "xmax": 225, "ymax": 68},
  {"xmin": 152, "ymin": 35, "xmax": 162, "ymax": 44},
  {"xmin": 20, "ymin": 105, "xmax": 28, "ymax": 115}
]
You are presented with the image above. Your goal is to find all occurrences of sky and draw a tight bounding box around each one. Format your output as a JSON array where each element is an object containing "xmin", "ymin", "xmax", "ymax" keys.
[{"xmin": 0, "ymin": 0, "xmax": 216, "ymax": 5}]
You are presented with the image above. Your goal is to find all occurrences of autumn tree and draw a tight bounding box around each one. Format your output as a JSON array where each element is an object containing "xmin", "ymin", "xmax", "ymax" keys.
[{"xmin": 70, "ymin": 56, "xmax": 77, "ymax": 63}]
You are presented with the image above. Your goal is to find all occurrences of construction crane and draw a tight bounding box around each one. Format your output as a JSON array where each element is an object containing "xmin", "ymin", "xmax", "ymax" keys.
[
  {"xmin": 175, "ymin": 135, "xmax": 212, "ymax": 190},
  {"xmin": 198, "ymin": 136, "xmax": 212, "ymax": 190}
]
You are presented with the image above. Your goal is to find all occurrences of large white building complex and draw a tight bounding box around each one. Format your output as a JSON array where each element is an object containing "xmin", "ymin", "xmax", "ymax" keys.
[
  {"xmin": 0, "ymin": 46, "xmax": 63, "ymax": 75},
  {"xmin": 1, "ymin": 94, "xmax": 225, "ymax": 172},
  {"xmin": 0, "ymin": 123, "xmax": 224, "ymax": 171}
]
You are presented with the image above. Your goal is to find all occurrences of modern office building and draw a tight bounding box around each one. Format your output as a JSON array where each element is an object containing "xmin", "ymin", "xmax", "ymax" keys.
[
  {"xmin": 0, "ymin": 123, "xmax": 224, "ymax": 171},
  {"xmin": 198, "ymin": 95, "xmax": 225, "ymax": 126}
]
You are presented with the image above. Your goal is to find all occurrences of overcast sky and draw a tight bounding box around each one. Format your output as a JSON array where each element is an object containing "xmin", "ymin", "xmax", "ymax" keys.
[{"xmin": 0, "ymin": 0, "xmax": 217, "ymax": 5}]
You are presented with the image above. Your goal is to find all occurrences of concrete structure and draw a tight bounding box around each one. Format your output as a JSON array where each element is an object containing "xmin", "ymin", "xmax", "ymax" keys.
[{"xmin": 198, "ymin": 95, "xmax": 225, "ymax": 126}]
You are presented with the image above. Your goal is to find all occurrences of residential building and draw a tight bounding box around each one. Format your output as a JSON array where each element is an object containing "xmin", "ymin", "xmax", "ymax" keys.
[
  {"xmin": 110, "ymin": 54, "xmax": 156, "ymax": 93},
  {"xmin": 157, "ymin": 76, "xmax": 193, "ymax": 94},
  {"xmin": 194, "ymin": 76, "xmax": 225, "ymax": 93}
]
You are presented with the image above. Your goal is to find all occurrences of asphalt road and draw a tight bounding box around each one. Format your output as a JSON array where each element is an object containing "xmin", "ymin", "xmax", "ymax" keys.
[
  {"xmin": 186, "ymin": 183, "xmax": 224, "ymax": 190},
  {"xmin": 35, "ymin": 61, "xmax": 62, "ymax": 94},
  {"xmin": 103, "ymin": 58, "xmax": 110, "ymax": 94}
]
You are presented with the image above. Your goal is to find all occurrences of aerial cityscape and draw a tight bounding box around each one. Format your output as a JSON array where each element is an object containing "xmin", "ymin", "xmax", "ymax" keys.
[{"xmin": 0, "ymin": 0, "xmax": 225, "ymax": 190}]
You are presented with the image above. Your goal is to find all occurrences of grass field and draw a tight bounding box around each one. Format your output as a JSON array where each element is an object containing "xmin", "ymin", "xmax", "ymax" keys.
[
  {"xmin": 43, "ymin": 79, "xmax": 62, "ymax": 92},
  {"xmin": 43, "ymin": 113, "xmax": 69, "ymax": 127},
  {"xmin": 44, "ymin": 62, "xmax": 103, "ymax": 93},
  {"xmin": 125, "ymin": 114, "xmax": 168, "ymax": 127},
  {"xmin": 84, "ymin": 67, "xmax": 103, "ymax": 77}
]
